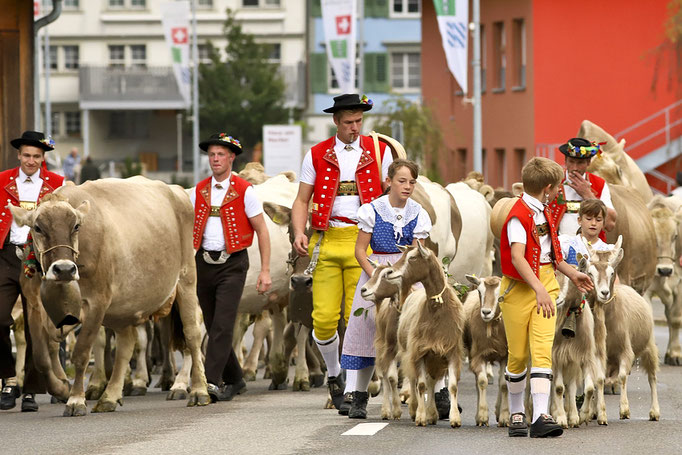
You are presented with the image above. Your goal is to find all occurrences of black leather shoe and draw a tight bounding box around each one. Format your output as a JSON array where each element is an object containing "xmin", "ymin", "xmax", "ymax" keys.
[
  {"xmin": 530, "ymin": 414, "xmax": 563, "ymax": 438},
  {"xmin": 338, "ymin": 392, "xmax": 352, "ymax": 416},
  {"xmin": 207, "ymin": 383, "xmax": 227, "ymax": 403},
  {"xmin": 0, "ymin": 385, "xmax": 21, "ymax": 410},
  {"xmin": 327, "ymin": 375, "xmax": 346, "ymax": 410},
  {"xmin": 21, "ymin": 394, "xmax": 38, "ymax": 412},
  {"xmin": 508, "ymin": 412, "xmax": 528, "ymax": 437},
  {"xmin": 349, "ymin": 391, "xmax": 369, "ymax": 419},
  {"xmin": 223, "ymin": 379, "xmax": 247, "ymax": 401}
]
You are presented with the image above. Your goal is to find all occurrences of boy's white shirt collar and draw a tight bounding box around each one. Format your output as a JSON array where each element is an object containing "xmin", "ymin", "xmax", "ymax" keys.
[
  {"xmin": 335, "ymin": 136, "xmax": 360, "ymax": 151},
  {"xmin": 18, "ymin": 168, "xmax": 41, "ymax": 183},
  {"xmin": 521, "ymin": 193, "xmax": 544, "ymax": 213}
]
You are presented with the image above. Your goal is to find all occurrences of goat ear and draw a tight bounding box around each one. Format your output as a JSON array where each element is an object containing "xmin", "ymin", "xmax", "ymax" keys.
[
  {"xmin": 416, "ymin": 241, "xmax": 429, "ymax": 257},
  {"xmin": 611, "ymin": 247, "xmax": 624, "ymax": 268},
  {"xmin": 465, "ymin": 274, "xmax": 480, "ymax": 287},
  {"xmin": 578, "ymin": 257, "xmax": 588, "ymax": 273},
  {"xmin": 613, "ymin": 235, "xmax": 623, "ymax": 251}
]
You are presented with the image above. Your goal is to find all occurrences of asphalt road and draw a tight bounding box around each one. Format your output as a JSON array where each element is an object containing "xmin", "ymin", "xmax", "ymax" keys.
[{"xmin": 2, "ymin": 303, "xmax": 681, "ymax": 455}]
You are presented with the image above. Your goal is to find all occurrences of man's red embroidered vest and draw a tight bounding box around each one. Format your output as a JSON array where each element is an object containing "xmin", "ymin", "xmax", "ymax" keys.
[
  {"xmin": 546, "ymin": 171, "xmax": 606, "ymax": 240},
  {"xmin": 500, "ymin": 197, "xmax": 563, "ymax": 281},
  {"xmin": 193, "ymin": 174, "xmax": 254, "ymax": 253},
  {"xmin": 310, "ymin": 135, "xmax": 383, "ymax": 231},
  {"xmin": 0, "ymin": 167, "xmax": 63, "ymax": 248}
]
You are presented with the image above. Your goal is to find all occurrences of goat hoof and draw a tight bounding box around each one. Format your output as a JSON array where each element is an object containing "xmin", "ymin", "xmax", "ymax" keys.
[
  {"xmin": 324, "ymin": 398, "xmax": 334, "ymax": 409},
  {"xmin": 664, "ymin": 353, "xmax": 682, "ymax": 366},
  {"xmin": 476, "ymin": 421, "xmax": 488, "ymax": 427},
  {"xmin": 268, "ymin": 380, "xmax": 288, "ymax": 391},
  {"xmin": 292, "ymin": 378, "xmax": 310, "ymax": 392},
  {"xmin": 649, "ymin": 411, "xmax": 660, "ymax": 421},
  {"xmin": 128, "ymin": 386, "xmax": 147, "ymax": 397},
  {"xmin": 450, "ymin": 419, "xmax": 462, "ymax": 428},
  {"xmin": 620, "ymin": 411, "xmax": 630, "ymax": 420},
  {"xmin": 243, "ymin": 370, "xmax": 257, "ymax": 382},
  {"xmin": 166, "ymin": 388, "xmax": 187, "ymax": 400},
  {"xmin": 311, "ymin": 374, "xmax": 325, "ymax": 388}
]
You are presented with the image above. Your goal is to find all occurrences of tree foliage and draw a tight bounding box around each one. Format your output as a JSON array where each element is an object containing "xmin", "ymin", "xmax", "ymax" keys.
[
  {"xmin": 371, "ymin": 96, "xmax": 444, "ymax": 182},
  {"xmin": 199, "ymin": 9, "xmax": 289, "ymax": 163}
]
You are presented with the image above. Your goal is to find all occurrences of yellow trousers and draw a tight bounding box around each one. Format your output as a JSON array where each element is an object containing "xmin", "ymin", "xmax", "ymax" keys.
[
  {"xmin": 309, "ymin": 226, "xmax": 362, "ymax": 341},
  {"xmin": 500, "ymin": 264, "xmax": 560, "ymax": 374}
]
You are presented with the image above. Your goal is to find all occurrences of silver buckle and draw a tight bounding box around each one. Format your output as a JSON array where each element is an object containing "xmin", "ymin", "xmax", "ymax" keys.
[{"xmin": 203, "ymin": 250, "xmax": 230, "ymax": 265}]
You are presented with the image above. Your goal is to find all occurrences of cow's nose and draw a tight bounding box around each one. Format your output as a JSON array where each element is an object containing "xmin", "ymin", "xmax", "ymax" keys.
[
  {"xmin": 657, "ymin": 267, "xmax": 673, "ymax": 277},
  {"xmin": 53, "ymin": 262, "xmax": 77, "ymax": 279},
  {"xmin": 291, "ymin": 275, "xmax": 312, "ymax": 288}
]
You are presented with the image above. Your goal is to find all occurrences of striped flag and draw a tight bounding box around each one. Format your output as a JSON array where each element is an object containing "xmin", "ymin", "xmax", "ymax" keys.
[
  {"xmin": 321, "ymin": 0, "xmax": 357, "ymax": 94},
  {"xmin": 433, "ymin": 0, "xmax": 468, "ymax": 92},
  {"xmin": 160, "ymin": 1, "xmax": 191, "ymax": 107}
]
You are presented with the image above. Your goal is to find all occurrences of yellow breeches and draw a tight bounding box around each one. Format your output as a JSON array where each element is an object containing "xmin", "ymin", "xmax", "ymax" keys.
[
  {"xmin": 309, "ymin": 226, "xmax": 363, "ymax": 341},
  {"xmin": 500, "ymin": 264, "xmax": 560, "ymax": 374}
]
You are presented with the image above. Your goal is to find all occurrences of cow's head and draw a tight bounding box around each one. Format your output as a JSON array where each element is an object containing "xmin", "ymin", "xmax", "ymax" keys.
[
  {"xmin": 648, "ymin": 200, "xmax": 681, "ymax": 278},
  {"xmin": 466, "ymin": 274, "xmax": 501, "ymax": 323},
  {"xmin": 583, "ymin": 235, "xmax": 623, "ymax": 304}
]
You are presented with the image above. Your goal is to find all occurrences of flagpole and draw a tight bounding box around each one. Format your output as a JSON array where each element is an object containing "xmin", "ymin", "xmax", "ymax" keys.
[
  {"xmin": 191, "ymin": 0, "xmax": 200, "ymax": 185},
  {"xmin": 357, "ymin": 0, "xmax": 363, "ymax": 94},
  {"xmin": 472, "ymin": 0, "xmax": 482, "ymax": 173}
]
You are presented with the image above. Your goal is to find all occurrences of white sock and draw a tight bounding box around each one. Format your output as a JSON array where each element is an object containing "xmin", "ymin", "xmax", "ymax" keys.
[
  {"xmin": 4, "ymin": 377, "xmax": 17, "ymax": 387},
  {"xmin": 530, "ymin": 367, "xmax": 552, "ymax": 423},
  {"xmin": 355, "ymin": 366, "xmax": 374, "ymax": 393},
  {"xmin": 313, "ymin": 330, "xmax": 341, "ymax": 378},
  {"xmin": 435, "ymin": 377, "xmax": 446, "ymax": 391},
  {"xmin": 505, "ymin": 368, "xmax": 527, "ymax": 415},
  {"xmin": 344, "ymin": 369, "xmax": 357, "ymax": 394}
]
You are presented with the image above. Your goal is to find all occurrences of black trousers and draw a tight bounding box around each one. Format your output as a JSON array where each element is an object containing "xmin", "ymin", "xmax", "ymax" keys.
[
  {"xmin": 196, "ymin": 248, "xmax": 249, "ymax": 386},
  {"xmin": 0, "ymin": 243, "xmax": 46, "ymax": 394}
]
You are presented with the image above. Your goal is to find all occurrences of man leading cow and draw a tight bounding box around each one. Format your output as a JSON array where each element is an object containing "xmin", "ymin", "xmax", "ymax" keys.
[
  {"xmin": 292, "ymin": 94, "xmax": 393, "ymax": 411},
  {"xmin": 0, "ymin": 131, "xmax": 64, "ymax": 412}
]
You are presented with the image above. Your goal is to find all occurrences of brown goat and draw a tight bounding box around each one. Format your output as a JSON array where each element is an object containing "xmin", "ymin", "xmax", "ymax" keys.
[
  {"xmin": 388, "ymin": 242, "xmax": 465, "ymax": 427},
  {"xmin": 585, "ymin": 237, "xmax": 660, "ymax": 421},
  {"xmin": 462, "ymin": 274, "xmax": 509, "ymax": 427},
  {"xmin": 552, "ymin": 262, "xmax": 601, "ymax": 427},
  {"xmin": 360, "ymin": 262, "xmax": 412, "ymax": 420}
]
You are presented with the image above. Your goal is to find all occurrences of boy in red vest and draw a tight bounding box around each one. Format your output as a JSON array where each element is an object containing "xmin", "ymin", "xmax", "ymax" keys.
[
  {"xmin": 547, "ymin": 137, "xmax": 617, "ymax": 237},
  {"xmin": 291, "ymin": 94, "xmax": 392, "ymax": 411},
  {"xmin": 191, "ymin": 133, "xmax": 271, "ymax": 402},
  {"xmin": 499, "ymin": 157, "xmax": 593, "ymax": 438},
  {"xmin": 0, "ymin": 131, "xmax": 64, "ymax": 412}
]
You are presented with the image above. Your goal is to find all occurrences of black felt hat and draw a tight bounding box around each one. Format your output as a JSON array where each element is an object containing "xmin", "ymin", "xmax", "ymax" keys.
[
  {"xmin": 199, "ymin": 133, "xmax": 243, "ymax": 155},
  {"xmin": 10, "ymin": 130, "xmax": 55, "ymax": 151},
  {"xmin": 323, "ymin": 94, "xmax": 373, "ymax": 113},
  {"xmin": 558, "ymin": 137, "xmax": 601, "ymax": 159}
]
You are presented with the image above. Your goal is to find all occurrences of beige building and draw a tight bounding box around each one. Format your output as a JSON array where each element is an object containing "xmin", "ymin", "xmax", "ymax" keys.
[{"xmin": 38, "ymin": 0, "xmax": 306, "ymax": 178}]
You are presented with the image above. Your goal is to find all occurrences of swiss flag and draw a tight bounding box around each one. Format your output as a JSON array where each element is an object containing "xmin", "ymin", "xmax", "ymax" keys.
[
  {"xmin": 335, "ymin": 15, "xmax": 351, "ymax": 35},
  {"xmin": 34, "ymin": 1, "xmax": 40, "ymax": 17},
  {"xmin": 171, "ymin": 27, "xmax": 188, "ymax": 44}
]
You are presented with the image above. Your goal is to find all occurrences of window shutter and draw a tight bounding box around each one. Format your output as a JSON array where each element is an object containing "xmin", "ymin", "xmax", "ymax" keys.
[
  {"xmin": 310, "ymin": 53, "xmax": 328, "ymax": 93},
  {"xmin": 311, "ymin": 0, "xmax": 321, "ymax": 17},
  {"xmin": 364, "ymin": 52, "xmax": 389, "ymax": 93},
  {"xmin": 365, "ymin": 0, "xmax": 388, "ymax": 18}
]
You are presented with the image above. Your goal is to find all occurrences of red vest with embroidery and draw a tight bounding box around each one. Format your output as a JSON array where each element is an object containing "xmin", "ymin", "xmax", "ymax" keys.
[
  {"xmin": 310, "ymin": 135, "xmax": 383, "ymax": 231},
  {"xmin": 193, "ymin": 173, "xmax": 254, "ymax": 253},
  {"xmin": 0, "ymin": 167, "xmax": 64, "ymax": 248},
  {"xmin": 546, "ymin": 171, "xmax": 606, "ymax": 241},
  {"xmin": 500, "ymin": 197, "xmax": 563, "ymax": 281}
]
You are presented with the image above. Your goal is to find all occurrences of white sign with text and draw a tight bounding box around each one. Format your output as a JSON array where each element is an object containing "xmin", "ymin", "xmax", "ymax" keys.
[{"xmin": 263, "ymin": 125, "xmax": 302, "ymax": 179}]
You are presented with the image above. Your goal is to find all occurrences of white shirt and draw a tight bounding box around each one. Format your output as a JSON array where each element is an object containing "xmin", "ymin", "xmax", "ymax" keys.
[
  {"xmin": 10, "ymin": 169, "xmax": 44, "ymax": 245},
  {"xmin": 356, "ymin": 195, "xmax": 432, "ymax": 239},
  {"xmin": 559, "ymin": 171, "xmax": 614, "ymax": 236},
  {"xmin": 189, "ymin": 174, "xmax": 263, "ymax": 252},
  {"xmin": 300, "ymin": 136, "xmax": 393, "ymax": 227},
  {"xmin": 507, "ymin": 193, "xmax": 552, "ymax": 263},
  {"xmin": 559, "ymin": 234, "xmax": 613, "ymax": 266}
]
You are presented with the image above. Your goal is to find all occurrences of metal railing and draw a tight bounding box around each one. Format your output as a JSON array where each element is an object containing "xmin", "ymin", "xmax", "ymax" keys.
[
  {"xmin": 614, "ymin": 99, "xmax": 682, "ymax": 158},
  {"xmin": 80, "ymin": 66, "xmax": 184, "ymax": 103}
]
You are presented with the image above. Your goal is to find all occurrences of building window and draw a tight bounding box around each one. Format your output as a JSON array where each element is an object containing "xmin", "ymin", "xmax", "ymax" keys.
[
  {"xmin": 480, "ymin": 24, "xmax": 486, "ymax": 93},
  {"xmin": 495, "ymin": 148, "xmax": 506, "ymax": 188},
  {"xmin": 513, "ymin": 148, "xmax": 526, "ymax": 182},
  {"xmin": 391, "ymin": 52, "xmax": 420, "ymax": 91},
  {"xmin": 51, "ymin": 112, "xmax": 60, "ymax": 136},
  {"xmin": 268, "ymin": 43, "xmax": 281, "ymax": 63},
  {"xmin": 65, "ymin": 111, "xmax": 81, "ymax": 137},
  {"xmin": 131, "ymin": 0, "xmax": 146, "ymax": 8},
  {"xmin": 45, "ymin": 45, "xmax": 57, "ymax": 70},
  {"xmin": 197, "ymin": 0, "xmax": 213, "ymax": 8},
  {"xmin": 108, "ymin": 111, "xmax": 150, "ymax": 139},
  {"xmin": 512, "ymin": 18, "xmax": 526, "ymax": 90},
  {"xmin": 242, "ymin": 0, "xmax": 280, "ymax": 7},
  {"xmin": 455, "ymin": 148, "xmax": 467, "ymax": 182},
  {"xmin": 481, "ymin": 148, "xmax": 487, "ymax": 179},
  {"xmin": 108, "ymin": 45, "xmax": 125, "ymax": 68},
  {"xmin": 63, "ymin": 0, "xmax": 79, "ymax": 9},
  {"xmin": 391, "ymin": 0, "xmax": 420, "ymax": 16},
  {"xmin": 198, "ymin": 44, "xmax": 213, "ymax": 64},
  {"xmin": 108, "ymin": 0, "xmax": 124, "ymax": 7},
  {"xmin": 493, "ymin": 21, "xmax": 505, "ymax": 92},
  {"xmin": 130, "ymin": 45, "xmax": 147, "ymax": 68},
  {"xmin": 63, "ymin": 45, "xmax": 79, "ymax": 70}
]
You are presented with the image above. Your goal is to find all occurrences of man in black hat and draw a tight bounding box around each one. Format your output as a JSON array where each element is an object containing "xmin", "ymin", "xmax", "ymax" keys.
[
  {"xmin": 0, "ymin": 131, "xmax": 65, "ymax": 412},
  {"xmin": 291, "ymin": 94, "xmax": 393, "ymax": 413},
  {"xmin": 547, "ymin": 137, "xmax": 617, "ymax": 238},
  {"xmin": 190, "ymin": 133, "xmax": 271, "ymax": 402}
]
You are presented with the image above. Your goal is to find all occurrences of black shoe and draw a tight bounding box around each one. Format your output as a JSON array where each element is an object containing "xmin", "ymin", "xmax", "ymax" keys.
[
  {"xmin": 575, "ymin": 394, "xmax": 585, "ymax": 409},
  {"xmin": 0, "ymin": 385, "xmax": 21, "ymax": 410},
  {"xmin": 223, "ymin": 379, "xmax": 247, "ymax": 401},
  {"xmin": 349, "ymin": 391, "xmax": 369, "ymax": 419},
  {"xmin": 508, "ymin": 412, "xmax": 528, "ymax": 437},
  {"xmin": 338, "ymin": 392, "xmax": 353, "ymax": 416},
  {"xmin": 207, "ymin": 382, "xmax": 228, "ymax": 403},
  {"xmin": 21, "ymin": 394, "xmax": 38, "ymax": 412},
  {"xmin": 327, "ymin": 375, "xmax": 345, "ymax": 410},
  {"xmin": 434, "ymin": 387, "xmax": 462, "ymax": 419},
  {"xmin": 529, "ymin": 414, "xmax": 563, "ymax": 438}
]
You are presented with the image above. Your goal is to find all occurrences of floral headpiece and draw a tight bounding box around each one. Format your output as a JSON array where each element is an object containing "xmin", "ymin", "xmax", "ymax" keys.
[
  {"xmin": 360, "ymin": 95, "xmax": 373, "ymax": 107},
  {"xmin": 40, "ymin": 136, "xmax": 55, "ymax": 148},
  {"xmin": 218, "ymin": 133, "xmax": 242, "ymax": 150},
  {"xmin": 565, "ymin": 140, "xmax": 605, "ymax": 159}
]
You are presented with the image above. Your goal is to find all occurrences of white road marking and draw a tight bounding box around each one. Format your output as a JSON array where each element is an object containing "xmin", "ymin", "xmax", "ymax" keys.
[{"xmin": 342, "ymin": 423, "xmax": 389, "ymax": 436}]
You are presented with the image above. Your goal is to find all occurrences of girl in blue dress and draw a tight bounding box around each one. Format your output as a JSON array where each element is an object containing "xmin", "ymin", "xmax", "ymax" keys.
[{"xmin": 339, "ymin": 159, "xmax": 431, "ymax": 419}]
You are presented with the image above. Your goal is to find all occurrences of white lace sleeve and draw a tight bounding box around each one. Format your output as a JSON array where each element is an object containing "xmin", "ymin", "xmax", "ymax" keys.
[
  {"xmin": 413, "ymin": 208, "xmax": 432, "ymax": 239},
  {"xmin": 356, "ymin": 203, "xmax": 376, "ymax": 233}
]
